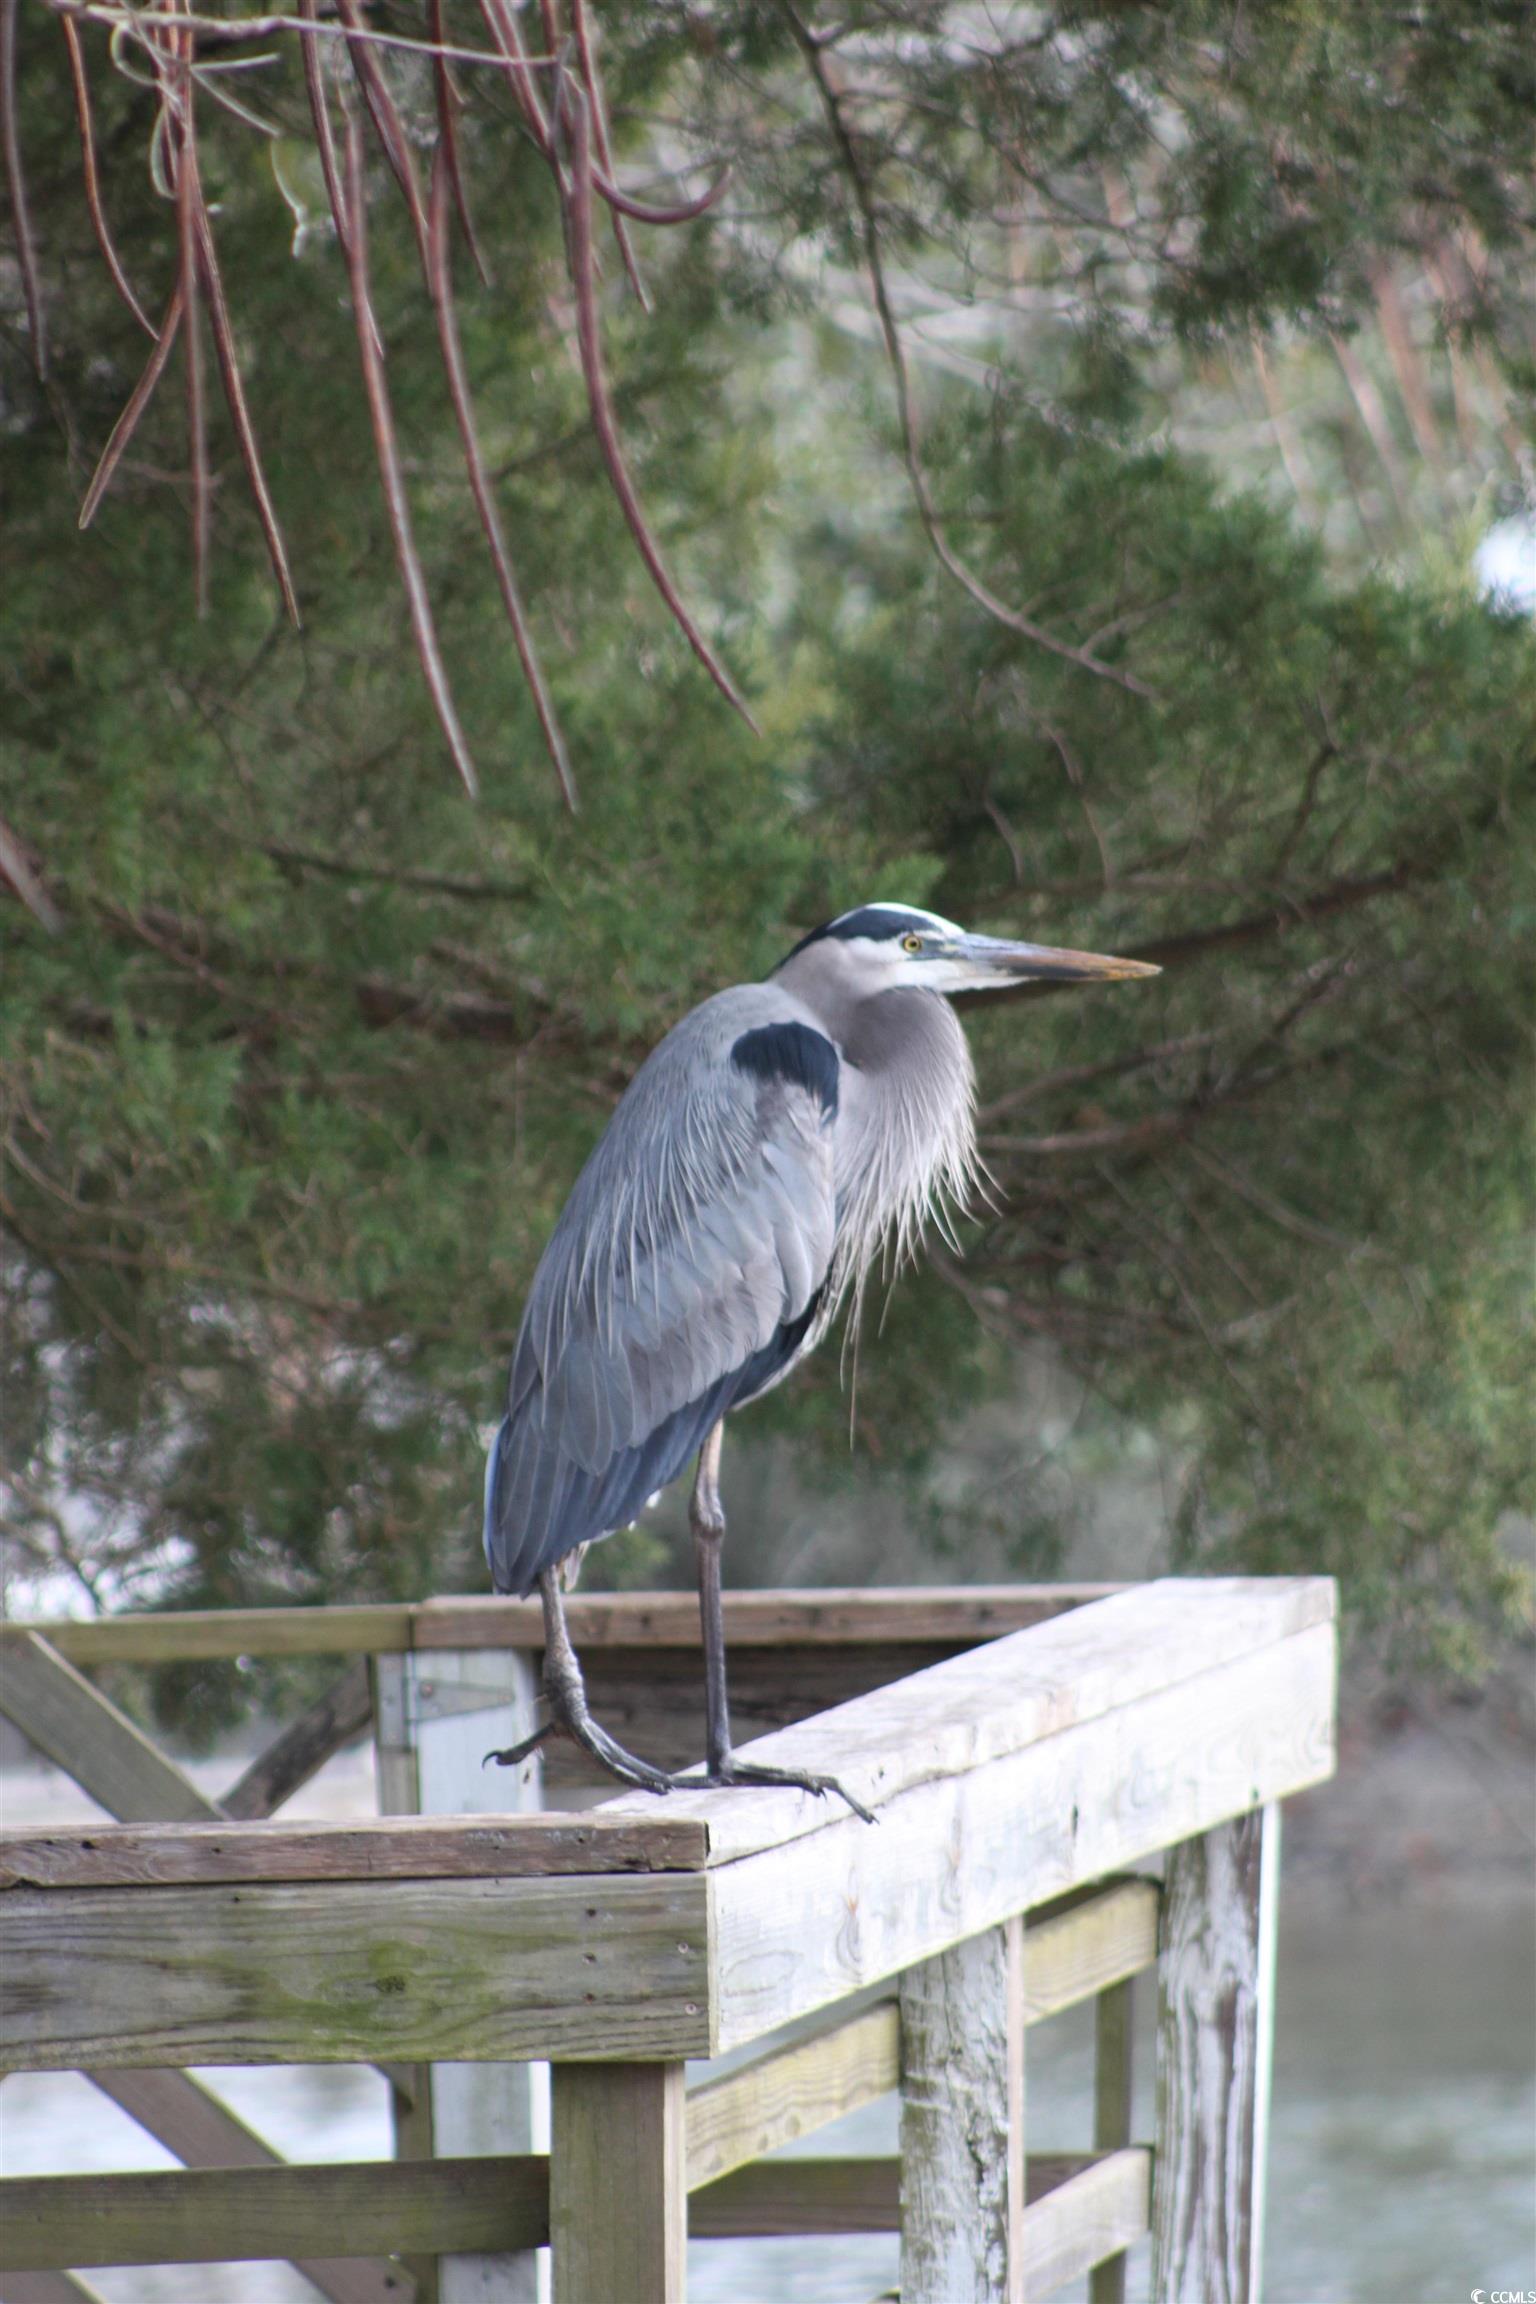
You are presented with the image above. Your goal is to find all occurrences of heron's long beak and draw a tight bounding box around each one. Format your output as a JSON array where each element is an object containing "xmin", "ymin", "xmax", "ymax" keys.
[{"xmin": 948, "ymin": 932, "xmax": 1161, "ymax": 987}]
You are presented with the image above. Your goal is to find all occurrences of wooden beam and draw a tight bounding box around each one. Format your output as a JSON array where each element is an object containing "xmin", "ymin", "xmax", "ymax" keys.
[
  {"xmin": 0, "ymin": 2275, "xmax": 109, "ymax": 2304},
  {"xmin": 0, "ymin": 2159, "xmax": 546, "ymax": 2269},
  {"xmin": 703, "ymin": 1615, "xmax": 1333, "ymax": 2051},
  {"xmin": 1023, "ymin": 2149, "xmax": 1152, "ymax": 2294},
  {"xmin": 19, "ymin": 1587, "xmax": 1114, "ymax": 1666},
  {"xmin": 0, "ymin": 1813, "xmax": 710, "ymax": 1890},
  {"xmin": 0, "ymin": 2150, "xmax": 1153, "ymax": 2267},
  {"xmin": 604, "ymin": 1577, "xmax": 1336, "ymax": 1866},
  {"xmin": 550, "ymin": 2066, "xmax": 686, "ymax": 2304},
  {"xmin": 373, "ymin": 1645, "xmax": 550, "ymax": 2304},
  {"xmin": 1152, "ymin": 1804, "xmax": 1280, "ymax": 2304},
  {"xmin": 685, "ymin": 2149, "xmax": 1148, "ymax": 2246},
  {"xmin": 85, "ymin": 2074, "xmax": 409, "ymax": 2304},
  {"xmin": 220, "ymin": 1660, "xmax": 374, "ymax": 1821},
  {"xmin": 1089, "ymin": 1978, "xmax": 1136, "ymax": 2304},
  {"xmin": 900, "ymin": 1916, "xmax": 1025, "ymax": 2303},
  {"xmin": 1025, "ymin": 1878, "xmax": 1160, "ymax": 2023},
  {"xmin": 0, "ymin": 1634, "xmax": 219, "ymax": 1824},
  {"xmin": 2, "ymin": 1872, "xmax": 713, "ymax": 2072},
  {"xmin": 416, "ymin": 1588, "xmax": 1114, "ymax": 1653},
  {"xmin": 0, "ymin": 1640, "xmax": 414, "ymax": 2304},
  {"xmin": 686, "ymin": 2001, "xmax": 900, "ymax": 2190}
]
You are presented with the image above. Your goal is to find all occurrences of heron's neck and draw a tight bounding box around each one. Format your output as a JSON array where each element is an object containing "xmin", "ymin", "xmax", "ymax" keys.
[{"xmin": 825, "ymin": 987, "xmax": 979, "ymax": 1306}]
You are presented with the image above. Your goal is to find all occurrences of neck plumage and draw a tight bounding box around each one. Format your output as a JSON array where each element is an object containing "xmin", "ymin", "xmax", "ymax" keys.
[{"xmin": 830, "ymin": 988, "xmax": 980, "ymax": 1316}]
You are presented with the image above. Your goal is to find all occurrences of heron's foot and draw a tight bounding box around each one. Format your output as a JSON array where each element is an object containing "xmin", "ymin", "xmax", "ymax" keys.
[
  {"xmin": 484, "ymin": 1690, "xmax": 674, "ymax": 1799},
  {"xmin": 703, "ymin": 1754, "xmax": 876, "ymax": 1825}
]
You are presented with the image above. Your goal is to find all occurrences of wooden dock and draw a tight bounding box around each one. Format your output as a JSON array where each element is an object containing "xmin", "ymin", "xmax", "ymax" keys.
[{"xmin": 0, "ymin": 1576, "xmax": 1336, "ymax": 2302}]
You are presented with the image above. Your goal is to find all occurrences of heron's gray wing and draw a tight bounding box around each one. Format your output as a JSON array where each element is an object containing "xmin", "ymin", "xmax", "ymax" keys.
[{"xmin": 484, "ymin": 989, "xmax": 839, "ymax": 1595}]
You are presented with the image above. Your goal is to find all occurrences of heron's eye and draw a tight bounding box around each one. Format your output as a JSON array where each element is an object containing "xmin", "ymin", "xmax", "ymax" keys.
[{"xmin": 901, "ymin": 933, "xmax": 923, "ymax": 954}]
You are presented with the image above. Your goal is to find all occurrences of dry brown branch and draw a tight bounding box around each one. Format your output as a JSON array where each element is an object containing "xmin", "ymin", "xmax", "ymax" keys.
[
  {"xmin": 337, "ymin": 104, "xmax": 481, "ymax": 799},
  {"xmin": 555, "ymin": 72, "xmax": 757, "ymax": 728},
  {"xmin": 63, "ymin": 13, "xmax": 156, "ymax": 336},
  {"xmin": 429, "ymin": 0, "xmax": 490, "ymax": 287},
  {"xmin": 79, "ymin": 275, "xmax": 187, "ymax": 526},
  {"xmin": 172, "ymin": 49, "xmax": 210, "ymax": 618},
  {"xmin": 187, "ymin": 132, "xmax": 301, "ymax": 621},
  {"xmin": 569, "ymin": 0, "xmax": 645, "ymax": 306},
  {"xmin": 427, "ymin": 147, "xmax": 575, "ymax": 804},
  {"xmin": 2, "ymin": 0, "xmax": 47, "ymax": 376}
]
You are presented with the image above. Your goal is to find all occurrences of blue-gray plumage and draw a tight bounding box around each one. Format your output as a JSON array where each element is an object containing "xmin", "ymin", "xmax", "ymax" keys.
[{"xmin": 483, "ymin": 902, "xmax": 1157, "ymax": 1809}]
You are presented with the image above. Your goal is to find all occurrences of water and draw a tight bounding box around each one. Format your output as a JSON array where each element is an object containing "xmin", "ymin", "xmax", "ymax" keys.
[{"xmin": 3, "ymin": 1752, "xmax": 1532, "ymax": 2302}]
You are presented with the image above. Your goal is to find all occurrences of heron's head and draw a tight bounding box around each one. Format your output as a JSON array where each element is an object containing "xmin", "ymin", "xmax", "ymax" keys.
[{"xmin": 777, "ymin": 904, "xmax": 1160, "ymax": 996}]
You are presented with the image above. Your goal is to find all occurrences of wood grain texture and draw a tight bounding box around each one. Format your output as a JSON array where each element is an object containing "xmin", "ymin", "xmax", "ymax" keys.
[
  {"xmin": 1023, "ymin": 2149, "xmax": 1151, "ymax": 2295},
  {"xmin": 1151, "ymin": 1805, "xmax": 1279, "ymax": 2304},
  {"xmin": 1089, "ymin": 1980, "xmax": 1135, "ymax": 2304},
  {"xmin": 83, "ymin": 2074, "xmax": 409, "ymax": 2304},
  {"xmin": 0, "ymin": 1813, "xmax": 710, "ymax": 1891},
  {"xmin": 685, "ymin": 2000, "xmax": 900, "ymax": 2189},
  {"xmin": 374, "ymin": 1647, "xmax": 549, "ymax": 2304},
  {"xmin": 0, "ymin": 1634, "xmax": 220, "ymax": 1825},
  {"xmin": 899, "ymin": 1915, "xmax": 1024, "ymax": 2303},
  {"xmin": 601, "ymin": 1578, "xmax": 1336, "ymax": 1863},
  {"xmin": 0, "ymin": 2275, "xmax": 109, "ymax": 2304},
  {"xmin": 550, "ymin": 2065, "xmax": 685, "ymax": 2304},
  {"xmin": 1024, "ymin": 1879, "xmax": 1160, "ymax": 2023},
  {"xmin": 684, "ymin": 2150, "xmax": 1144, "ymax": 2244},
  {"xmin": 1, "ymin": 1873, "xmax": 711, "ymax": 2071},
  {"xmin": 706, "ymin": 1622, "xmax": 1333, "ymax": 2051},
  {"xmin": 18, "ymin": 1588, "xmax": 1113, "ymax": 1665},
  {"xmin": 0, "ymin": 2159, "xmax": 545, "ymax": 2269}
]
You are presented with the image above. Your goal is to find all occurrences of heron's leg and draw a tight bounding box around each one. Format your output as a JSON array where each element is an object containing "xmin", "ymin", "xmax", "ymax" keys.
[
  {"xmin": 484, "ymin": 1566, "xmax": 674, "ymax": 1797},
  {"xmin": 690, "ymin": 1424, "xmax": 875, "ymax": 1825}
]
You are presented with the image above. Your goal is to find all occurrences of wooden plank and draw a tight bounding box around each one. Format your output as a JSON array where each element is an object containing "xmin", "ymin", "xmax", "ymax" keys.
[
  {"xmin": 1089, "ymin": 1980, "xmax": 1136, "ymax": 2304},
  {"xmin": 0, "ymin": 1812, "xmax": 711, "ymax": 1890},
  {"xmin": 416, "ymin": 1588, "xmax": 1115, "ymax": 1653},
  {"xmin": 0, "ymin": 2276, "xmax": 109, "ymax": 2304},
  {"xmin": 550, "ymin": 2065, "xmax": 685, "ymax": 2304},
  {"xmin": 0, "ymin": 1642, "xmax": 411, "ymax": 2304},
  {"xmin": 374, "ymin": 1646, "xmax": 550, "ymax": 2304},
  {"xmin": 86, "ymin": 2074, "xmax": 409, "ymax": 2304},
  {"xmin": 0, "ymin": 2159, "xmax": 546, "ymax": 2269},
  {"xmin": 2, "ymin": 1872, "xmax": 711, "ymax": 2072},
  {"xmin": 900, "ymin": 1916, "xmax": 1024, "ymax": 2304},
  {"xmin": 602, "ymin": 1578, "xmax": 1336, "ymax": 1864},
  {"xmin": 15, "ymin": 1607, "xmax": 417, "ymax": 1666},
  {"xmin": 220, "ymin": 1660, "xmax": 374, "ymax": 1821},
  {"xmin": 685, "ymin": 2001, "xmax": 900, "ymax": 2189},
  {"xmin": 1023, "ymin": 2149, "xmax": 1151, "ymax": 2295},
  {"xmin": 684, "ymin": 2151, "xmax": 1138, "ymax": 2238},
  {"xmin": 1024, "ymin": 1878, "xmax": 1161, "ymax": 2023},
  {"xmin": 705, "ymin": 1618, "xmax": 1333, "ymax": 2052},
  {"xmin": 20, "ymin": 1587, "xmax": 1115, "ymax": 1666},
  {"xmin": 0, "ymin": 1633, "xmax": 220, "ymax": 1824},
  {"xmin": 1152, "ymin": 1804, "xmax": 1279, "ymax": 2304}
]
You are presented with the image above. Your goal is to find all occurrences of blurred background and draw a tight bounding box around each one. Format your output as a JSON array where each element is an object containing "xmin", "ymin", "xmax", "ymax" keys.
[{"xmin": 2, "ymin": 0, "xmax": 1533, "ymax": 2292}]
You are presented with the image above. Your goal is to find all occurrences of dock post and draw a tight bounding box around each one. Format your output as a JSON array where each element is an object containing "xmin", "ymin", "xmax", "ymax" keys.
[
  {"xmin": 1151, "ymin": 1802, "xmax": 1280, "ymax": 2304},
  {"xmin": 549, "ymin": 2063, "xmax": 688, "ymax": 2304},
  {"xmin": 899, "ymin": 1913, "xmax": 1026, "ymax": 2303},
  {"xmin": 373, "ymin": 1647, "xmax": 548, "ymax": 2304}
]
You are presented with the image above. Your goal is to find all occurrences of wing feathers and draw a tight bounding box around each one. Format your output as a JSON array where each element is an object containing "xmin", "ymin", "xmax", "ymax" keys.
[{"xmin": 484, "ymin": 990, "xmax": 839, "ymax": 1596}]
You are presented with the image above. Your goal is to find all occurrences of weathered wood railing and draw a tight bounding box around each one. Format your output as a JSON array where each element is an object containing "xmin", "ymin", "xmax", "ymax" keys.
[{"xmin": 0, "ymin": 1577, "xmax": 1336, "ymax": 2303}]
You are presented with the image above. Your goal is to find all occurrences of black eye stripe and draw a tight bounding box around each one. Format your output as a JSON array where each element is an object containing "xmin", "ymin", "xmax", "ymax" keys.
[{"xmin": 780, "ymin": 906, "xmax": 942, "ymax": 963}]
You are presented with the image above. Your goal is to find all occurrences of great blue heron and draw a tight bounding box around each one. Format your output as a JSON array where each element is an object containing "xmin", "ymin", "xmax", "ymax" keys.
[{"xmin": 484, "ymin": 903, "xmax": 1157, "ymax": 1812}]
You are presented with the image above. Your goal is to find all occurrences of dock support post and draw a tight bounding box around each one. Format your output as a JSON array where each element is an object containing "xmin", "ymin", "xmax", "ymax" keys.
[
  {"xmin": 1151, "ymin": 1802, "xmax": 1280, "ymax": 2304},
  {"xmin": 549, "ymin": 2064, "xmax": 687, "ymax": 2304},
  {"xmin": 899, "ymin": 1913, "xmax": 1025, "ymax": 2303},
  {"xmin": 373, "ymin": 1648, "xmax": 548, "ymax": 2304},
  {"xmin": 1088, "ymin": 1969, "xmax": 1135, "ymax": 2304}
]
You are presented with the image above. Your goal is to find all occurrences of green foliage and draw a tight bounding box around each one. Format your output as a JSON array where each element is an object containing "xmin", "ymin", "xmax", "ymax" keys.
[{"xmin": 1, "ymin": 0, "xmax": 1531, "ymax": 1704}]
